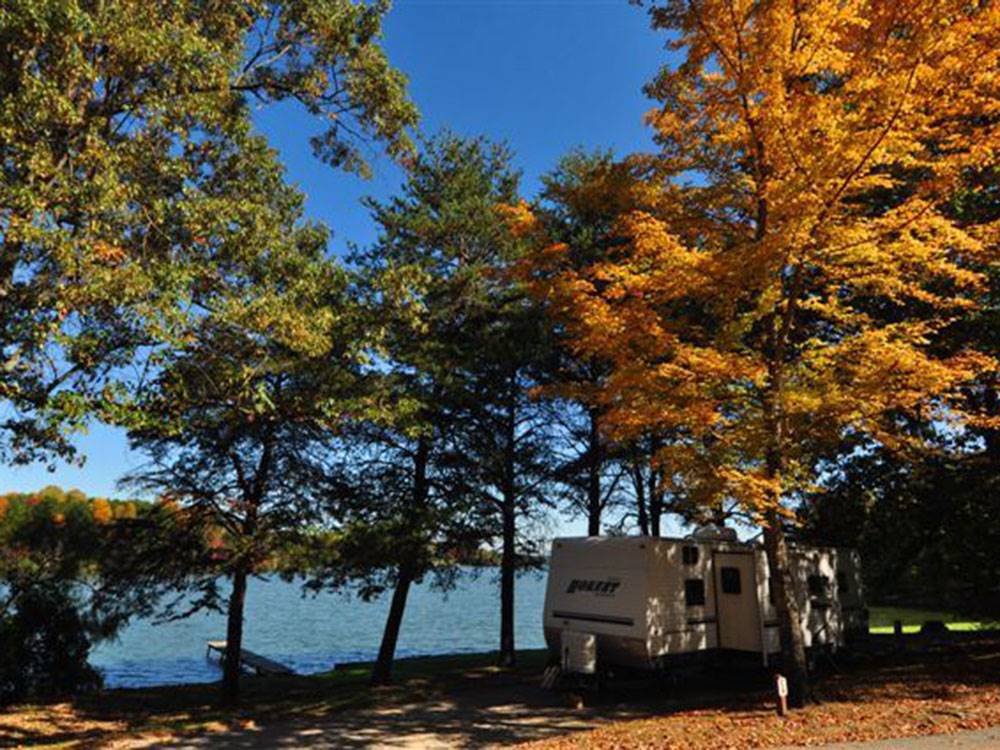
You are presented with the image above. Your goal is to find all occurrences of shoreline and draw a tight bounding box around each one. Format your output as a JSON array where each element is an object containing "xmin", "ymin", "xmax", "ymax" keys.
[{"xmin": 91, "ymin": 604, "xmax": 997, "ymax": 692}]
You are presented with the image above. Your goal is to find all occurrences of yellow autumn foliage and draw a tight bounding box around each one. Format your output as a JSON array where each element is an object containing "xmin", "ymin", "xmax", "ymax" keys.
[
  {"xmin": 91, "ymin": 498, "xmax": 113, "ymax": 525},
  {"xmin": 516, "ymin": 0, "xmax": 1000, "ymax": 520}
]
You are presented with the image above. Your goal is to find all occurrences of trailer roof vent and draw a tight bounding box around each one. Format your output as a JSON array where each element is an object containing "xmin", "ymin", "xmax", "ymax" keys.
[{"xmin": 692, "ymin": 525, "xmax": 739, "ymax": 542}]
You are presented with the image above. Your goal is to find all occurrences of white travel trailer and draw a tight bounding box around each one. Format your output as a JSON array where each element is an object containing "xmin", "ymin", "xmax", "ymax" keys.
[{"xmin": 543, "ymin": 530, "xmax": 865, "ymax": 674}]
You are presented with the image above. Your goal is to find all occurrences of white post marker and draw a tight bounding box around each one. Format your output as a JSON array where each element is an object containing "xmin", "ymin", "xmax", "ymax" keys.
[{"xmin": 775, "ymin": 674, "xmax": 789, "ymax": 717}]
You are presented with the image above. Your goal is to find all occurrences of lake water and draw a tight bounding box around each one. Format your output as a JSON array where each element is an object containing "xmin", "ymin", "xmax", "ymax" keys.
[{"xmin": 90, "ymin": 569, "xmax": 548, "ymax": 688}]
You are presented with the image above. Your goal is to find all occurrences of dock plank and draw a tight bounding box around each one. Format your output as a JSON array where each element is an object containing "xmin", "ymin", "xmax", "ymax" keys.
[{"xmin": 205, "ymin": 640, "xmax": 294, "ymax": 676}]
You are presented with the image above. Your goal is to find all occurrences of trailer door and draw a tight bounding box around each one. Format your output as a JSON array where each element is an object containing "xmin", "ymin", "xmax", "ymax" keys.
[{"xmin": 713, "ymin": 552, "xmax": 763, "ymax": 652}]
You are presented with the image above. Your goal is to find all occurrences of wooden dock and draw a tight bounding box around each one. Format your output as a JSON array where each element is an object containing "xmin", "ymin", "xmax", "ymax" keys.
[{"xmin": 205, "ymin": 640, "xmax": 295, "ymax": 677}]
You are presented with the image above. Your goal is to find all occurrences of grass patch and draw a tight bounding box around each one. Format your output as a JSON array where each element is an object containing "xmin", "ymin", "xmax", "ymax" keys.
[
  {"xmin": 323, "ymin": 648, "xmax": 549, "ymax": 683},
  {"xmin": 868, "ymin": 605, "xmax": 999, "ymax": 634}
]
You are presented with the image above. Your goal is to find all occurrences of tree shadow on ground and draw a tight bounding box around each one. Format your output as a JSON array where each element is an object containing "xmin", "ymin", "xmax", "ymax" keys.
[{"xmin": 4, "ymin": 632, "xmax": 1000, "ymax": 749}]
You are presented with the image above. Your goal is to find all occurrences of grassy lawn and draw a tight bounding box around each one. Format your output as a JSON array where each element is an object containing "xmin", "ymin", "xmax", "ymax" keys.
[
  {"xmin": 868, "ymin": 605, "xmax": 999, "ymax": 634},
  {"xmin": 325, "ymin": 648, "xmax": 549, "ymax": 683}
]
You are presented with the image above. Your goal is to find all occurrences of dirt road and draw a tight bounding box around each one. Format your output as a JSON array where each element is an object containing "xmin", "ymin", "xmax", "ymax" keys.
[{"xmin": 113, "ymin": 681, "xmax": 652, "ymax": 749}]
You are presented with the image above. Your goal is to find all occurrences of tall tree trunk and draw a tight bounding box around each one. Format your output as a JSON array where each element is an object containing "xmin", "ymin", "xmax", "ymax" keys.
[
  {"xmin": 763, "ymin": 340, "xmax": 809, "ymax": 707},
  {"xmin": 371, "ymin": 562, "xmax": 415, "ymax": 686},
  {"xmin": 983, "ymin": 386, "xmax": 1000, "ymax": 460},
  {"xmin": 633, "ymin": 460, "xmax": 649, "ymax": 536},
  {"xmin": 763, "ymin": 511, "xmax": 809, "ymax": 707},
  {"xmin": 221, "ymin": 563, "xmax": 249, "ymax": 705},
  {"xmin": 499, "ymin": 378, "xmax": 517, "ymax": 667},
  {"xmin": 499, "ymin": 499, "xmax": 516, "ymax": 666},
  {"xmin": 648, "ymin": 475, "xmax": 663, "ymax": 538},
  {"xmin": 648, "ymin": 434, "xmax": 663, "ymax": 537},
  {"xmin": 371, "ymin": 436, "xmax": 430, "ymax": 685},
  {"xmin": 586, "ymin": 408, "xmax": 602, "ymax": 536},
  {"xmin": 649, "ymin": 487, "xmax": 663, "ymax": 537},
  {"xmin": 220, "ymin": 447, "xmax": 268, "ymax": 705}
]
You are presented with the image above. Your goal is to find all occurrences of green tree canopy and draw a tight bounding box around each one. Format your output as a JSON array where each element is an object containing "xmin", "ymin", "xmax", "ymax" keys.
[
  {"xmin": 119, "ymin": 167, "xmax": 373, "ymax": 702},
  {"xmin": 340, "ymin": 132, "xmax": 546, "ymax": 681},
  {"xmin": 0, "ymin": 0, "xmax": 417, "ymax": 466}
]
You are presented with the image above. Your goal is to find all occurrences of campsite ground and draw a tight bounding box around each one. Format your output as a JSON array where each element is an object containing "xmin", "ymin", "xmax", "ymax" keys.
[{"xmin": 3, "ymin": 625, "xmax": 999, "ymax": 749}]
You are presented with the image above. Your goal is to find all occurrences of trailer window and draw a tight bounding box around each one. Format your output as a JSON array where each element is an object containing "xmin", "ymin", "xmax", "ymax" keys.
[
  {"xmin": 721, "ymin": 567, "xmax": 741, "ymax": 594},
  {"xmin": 808, "ymin": 574, "xmax": 830, "ymax": 598},
  {"xmin": 685, "ymin": 578, "xmax": 706, "ymax": 606},
  {"xmin": 682, "ymin": 546, "xmax": 699, "ymax": 565}
]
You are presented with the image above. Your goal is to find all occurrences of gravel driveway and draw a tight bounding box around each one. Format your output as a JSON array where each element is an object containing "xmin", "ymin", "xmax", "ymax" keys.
[{"xmin": 781, "ymin": 727, "xmax": 1000, "ymax": 749}]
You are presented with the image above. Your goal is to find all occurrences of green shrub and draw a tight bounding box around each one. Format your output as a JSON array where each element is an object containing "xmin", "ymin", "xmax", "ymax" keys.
[{"xmin": 0, "ymin": 585, "xmax": 102, "ymax": 704}]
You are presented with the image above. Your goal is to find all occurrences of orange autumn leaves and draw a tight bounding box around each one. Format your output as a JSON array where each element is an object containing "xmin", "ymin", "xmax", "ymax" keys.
[
  {"xmin": 0, "ymin": 490, "xmax": 141, "ymax": 534},
  {"xmin": 510, "ymin": 0, "xmax": 1000, "ymax": 519},
  {"xmin": 518, "ymin": 635, "xmax": 1000, "ymax": 750}
]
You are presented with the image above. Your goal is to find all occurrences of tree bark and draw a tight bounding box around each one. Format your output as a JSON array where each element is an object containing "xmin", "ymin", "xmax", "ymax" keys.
[
  {"xmin": 220, "ymin": 447, "xmax": 266, "ymax": 706},
  {"xmin": 371, "ymin": 562, "xmax": 415, "ymax": 686},
  {"xmin": 633, "ymin": 460, "xmax": 649, "ymax": 536},
  {"xmin": 763, "ymin": 342, "xmax": 809, "ymax": 707},
  {"xmin": 648, "ymin": 477, "xmax": 663, "ymax": 538},
  {"xmin": 649, "ymin": 487, "xmax": 663, "ymax": 537},
  {"xmin": 221, "ymin": 564, "xmax": 248, "ymax": 705},
  {"xmin": 499, "ymin": 499, "xmax": 516, "ymax": 666},
  {"xmin": 763, "ymin": 511, "xmax": 809, "ymax": 708},
  {"xmin": 983, "ymin": 386, "xmax": 1000, "ymax": 460},
  {"xmin": 648, "ymin": 434, "xmax": 663, "ymax": 537},
  {"xmin": 744, "ymin": 94, "xmax": 808, "ymax": 704},
  {"xmin": 586, "ymin": 408, "xmax": 602, "ymax": 536},
  {"xmin": 371, "ymin": 435, "xmax": 430, "ymax": 685},
  {"xmin": 499, "ymin": 378, "xmax": 517, "ymax": 667}
]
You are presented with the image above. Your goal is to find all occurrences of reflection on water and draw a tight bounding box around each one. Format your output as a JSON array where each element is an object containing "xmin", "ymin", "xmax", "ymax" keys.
[{"xmin": 90, "ymin": 568, "xmax": 547, "ymax": 688}]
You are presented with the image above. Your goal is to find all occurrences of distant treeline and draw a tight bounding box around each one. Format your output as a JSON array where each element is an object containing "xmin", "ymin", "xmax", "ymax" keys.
[
  {"xmin": 0, "ymin": 486, "xmax": 507, "ymax": 570},
  {"xmin": 1, "ymin": 486, "xmax": 148, "ymax": 522},
  {"xmin": 0, "ymin": 482, "xmax": 528, "ymax": 706}
]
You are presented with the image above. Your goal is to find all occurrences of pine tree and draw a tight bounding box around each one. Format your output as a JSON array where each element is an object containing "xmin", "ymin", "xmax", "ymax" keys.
[{"xmin": 347, "ymin": 133, "xmax": 528, "ymax": 681}]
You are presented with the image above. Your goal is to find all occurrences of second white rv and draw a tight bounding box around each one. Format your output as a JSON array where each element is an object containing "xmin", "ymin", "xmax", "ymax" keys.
[{"xmin": 543, "ymin": 531, "xmax": 865, "ymax": 673}]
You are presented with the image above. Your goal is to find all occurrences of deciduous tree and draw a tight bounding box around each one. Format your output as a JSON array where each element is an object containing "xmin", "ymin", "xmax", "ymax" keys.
[
  {"xmin": 515, "ymin": 0, "xmax": 1000, "ymax": 706},
  {"xmin": 0, "ymin": 0, "xmax": 416, "ymax": 466},
  {"xmin": 804, "ymin": 164, "xmax": 1000, "ymax": 617},
  {"xmin": 120, "ymin": 143, "xmax": 373, "ymax": 703},
  {"xmin": 530, "ymin": 151, "xmax": 646, "ymax": 536}
]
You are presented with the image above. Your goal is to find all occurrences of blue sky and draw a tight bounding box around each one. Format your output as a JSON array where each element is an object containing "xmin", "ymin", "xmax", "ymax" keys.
[{"xmin": 3, "ymin": 1, "xmax": 677, "ymax": 532}]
